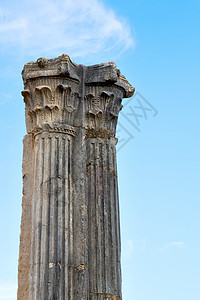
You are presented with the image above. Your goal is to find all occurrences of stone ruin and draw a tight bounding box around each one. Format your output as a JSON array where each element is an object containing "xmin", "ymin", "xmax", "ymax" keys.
[{"xmin": 18, "ymin": 54, "xmax": 134, "ymax": 300}]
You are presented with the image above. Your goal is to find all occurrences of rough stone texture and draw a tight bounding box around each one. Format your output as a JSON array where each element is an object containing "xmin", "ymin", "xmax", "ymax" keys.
[
  {"xmin": 18, "ymin": 54, "xmax": 134, "ymax": 300},
  {"xmin": 18, "ymin": 134, "xmax": 33, "ymax": 300}
]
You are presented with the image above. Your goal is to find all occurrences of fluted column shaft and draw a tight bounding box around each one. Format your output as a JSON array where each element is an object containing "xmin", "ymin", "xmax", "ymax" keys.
[
  {"xmin": 29, "ymin": 133, "xmax": 74, "ymax": 299},
  {"xmin": 86, "ymin": 138, "xmax": 121, "ymax": 299}
]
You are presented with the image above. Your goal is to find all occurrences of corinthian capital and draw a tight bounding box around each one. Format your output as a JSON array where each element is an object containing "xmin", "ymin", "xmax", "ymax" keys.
[{"xmin": 22, "ymin": 54, "xmax": 134, "ymax": 136}]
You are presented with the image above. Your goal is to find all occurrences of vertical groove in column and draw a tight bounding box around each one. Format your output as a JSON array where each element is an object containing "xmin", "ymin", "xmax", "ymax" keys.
[
  {"xmin": 71, "ymin": 139, "xmax": 75, "ymax": 300},
  {"xmin": 88, "ymin": 141, "xmax": 95, "ymax": 296},
  {"xmin": 100, "ymin": 142, "xmax": 106, "ymax": 294},
  {"xmin": 29, "ymin": 137, "xmax": 39, "ymax": 299},
  {"xmin": 97, "ymin": 142, "xmax": 102, "ymax": 293},
  {"xmin": 34, "ymin": 137, "xmax": 44, "ymax": 299},
  {"xmin": 62, "ymin": 137, "xmax": 66, "ymax": 299},
  {"xmin": 68, "ymin": 138, "xmax": 73, "ymax": 299},
  {"xmin": 47, "ymin": 137, "xmax": 52, "ymax": 292},
  {"xmin": 87, "ymin": 141, "xmax": 91, "ymax": 297},
  {"xmin": 94, "ymin": 142, "xmax": 98, "ymax": 295},
  {"xmin": 107, "ymin": 142, "xmax": 113, "ymax": 293},
  {"xmin": 68, "ymin": 138, "xmax": 70, "ymax": 300},
  {"xmin": 64, "ymin": 138, "xmax": 69, "ymax": 300},
  {"xmin": 54, "ymin": 137, "xmax": 59, "ymax": 298},
  {"xmin": 113, "ymin": 146, "xmax": 118, "ymax": 292},
  {"xmin": 48, "ymin": 136, "xmax": 56, "ymax": 298},
  {"xmin": 92, "ymin": 142, "xmax": 97, "ymax": 296},
  {"xmin": 40, "ymin": 137, "xmax": 51, "ymax": 299},
  {"xmin": 103, "ymin": 141, "xmax": 109, "ymax": 294},
  {"xmin": 58, "ymin": 136, "xmax": 64, "ymax": 298}
]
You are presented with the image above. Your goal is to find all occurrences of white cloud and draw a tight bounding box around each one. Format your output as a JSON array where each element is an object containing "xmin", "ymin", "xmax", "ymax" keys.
[
  {"xmin": 0, "ymin": 0, "xmax": 134, "ymax": 60},
  {"xmin": 158, "ymin": 241, "xmax": 185, "ymax": 252},
  {"xmin": 0, "ymin": 283, "xmax": 17, "ymax": 300}
]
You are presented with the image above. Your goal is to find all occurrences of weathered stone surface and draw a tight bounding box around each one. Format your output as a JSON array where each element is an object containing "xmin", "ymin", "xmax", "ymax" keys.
[
  {"xmin": 18, "ymin": 134, "xmax": 33, "ymax": 300},
  {"xmin": 18, "ymin": 54, "xmax": 134, "ymax": 300}
]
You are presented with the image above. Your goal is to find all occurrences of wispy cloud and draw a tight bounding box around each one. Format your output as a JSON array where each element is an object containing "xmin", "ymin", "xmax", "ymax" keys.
[
  {"xmin": 123, "ymin": 239, "xmax": 134, "ymax": 257},
  {"xmin": 0, "ymin": 0, "xmax": 134, "ymax": 60},
  {"xmin": 0, "ymin": 282, "xmax": 17, "ymax": 300},
  {"xmin": 158, "ymin": 241, "xmax": 185, "ymax": 252}
]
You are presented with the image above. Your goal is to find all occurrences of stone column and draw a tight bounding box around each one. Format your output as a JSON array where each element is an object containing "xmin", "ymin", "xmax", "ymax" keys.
[{"xmin": 17, "ymin": 54, "xmax": 134, "ymax": 300}]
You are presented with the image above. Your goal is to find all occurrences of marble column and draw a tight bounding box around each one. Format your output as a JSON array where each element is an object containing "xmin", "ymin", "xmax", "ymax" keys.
[{"xmin": 17, "ymin": 54, "xmax": 134, "ymax": 300}]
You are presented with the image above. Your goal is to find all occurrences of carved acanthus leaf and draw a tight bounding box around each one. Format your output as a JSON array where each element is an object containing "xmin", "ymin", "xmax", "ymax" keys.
[
  {"xmin": 72, "ymin": 92, "xmax": 81, "ymax": 98},
  {"xmin": 65, "ymin": 106, "xmax": 75, "ymax": 113},
  {"xmin": 57, "ymin": 84, "xmax": 71, "ymax": 92},
  {"xmin": 85, "ymin": 93, "xmax": 94, "ymax": 100},
  {"xmin": 21, "ymin": 89, "xmax": 31, "ymax": 98},
  {"xmin": 35, "ymin": 86, "xmax": 52, "ymax": 107},
  {"xmin": 101, "ymin": 91, "xmax": 114, "ymax": 97},
  {"xmin": 44, "ymin": 104, "xmax": 59, "ymax": 111},
  {"xmin": 35, "ymin": 86, "xmax": 52, "ymax": 92},
  {"xmin": 110, "ymin": 97, "xmax": 123, "ymax": 117},
  {"xmin": 21, "ymin": 89, "xmax": 31, "ymax": 106},
  {"xmin": 85, "ymin": 93, "xmax": 102, "ymax": 116},
  {"xmin": 89, "ymin": 108, "xmax": 103, "ymax": 116}
]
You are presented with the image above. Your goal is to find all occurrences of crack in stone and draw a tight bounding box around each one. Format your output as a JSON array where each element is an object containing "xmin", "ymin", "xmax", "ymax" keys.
[
  {"xmin": 89, "ymin": 292, "xmax": 122, "ymax": 300},
  {"xmin": 75, "ymin": 264, "xmax": 87, "ymax": 271},
  {"xmin": 47, "ymin": 262, "xmax": 87, "ymax": 271}
]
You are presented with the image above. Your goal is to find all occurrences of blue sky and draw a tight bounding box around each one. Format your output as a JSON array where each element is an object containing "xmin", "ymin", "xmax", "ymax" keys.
[{"xmin": 0, "ymin": 0, "xmax": 200, "ymax": 299}]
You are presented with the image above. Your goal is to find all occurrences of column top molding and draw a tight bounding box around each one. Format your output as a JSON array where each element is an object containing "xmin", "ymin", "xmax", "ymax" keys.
[
  {"xmin": 22, "ymin": 54, "xmax": 134, "ymax": 98},
  {"xmin": 22, "ymin": 54, "xmax": 135, "ymax": 136}
]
